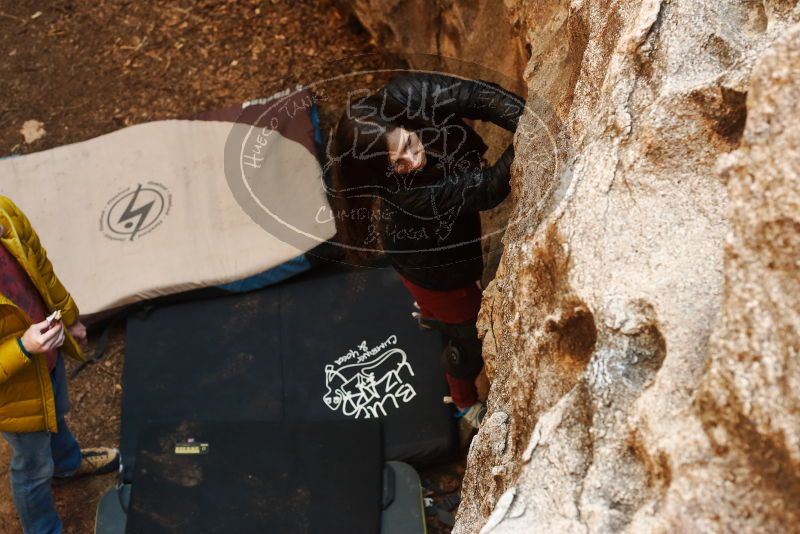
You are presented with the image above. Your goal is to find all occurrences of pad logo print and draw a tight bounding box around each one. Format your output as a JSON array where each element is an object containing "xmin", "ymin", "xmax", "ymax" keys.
[
  {"xmin": 100, "ymin": 182, "xmax": 172, "ymax": 241},
  {"xmin": 323, "ymin": 335, "xmax": 417, "ymax": 419}
]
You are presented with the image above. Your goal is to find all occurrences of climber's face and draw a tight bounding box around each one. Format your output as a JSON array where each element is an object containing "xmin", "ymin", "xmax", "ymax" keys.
[{"xmin": 386, "ymin": 127, "xmax": 427, "ymax": 174}]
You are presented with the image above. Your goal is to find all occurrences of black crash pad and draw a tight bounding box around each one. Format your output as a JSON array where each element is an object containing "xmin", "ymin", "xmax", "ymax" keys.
[
  {"xmin": 95, "ymin": 463, "xmax": 425, "ymax": 534},
  {"xmin": 125, "ymin": 421, "xmax": 383, "ymax": 534},
  {"xmin": 120, "ymin": 266, "xmax": 455, "ymax": 477}
]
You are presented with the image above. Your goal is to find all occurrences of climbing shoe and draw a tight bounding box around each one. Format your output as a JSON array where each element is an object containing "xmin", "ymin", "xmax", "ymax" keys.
[{"xmin": 456, "ymin": 401, "xmax": 487, "ymax": 430}]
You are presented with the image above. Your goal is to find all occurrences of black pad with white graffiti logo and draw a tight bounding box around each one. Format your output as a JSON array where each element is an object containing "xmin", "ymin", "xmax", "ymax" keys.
[
  {"xmin": 279, "ymin": 265, "xmax": 455, "ymax": 464},
  {"xmin": 121, "ymin": 264, "xmax": 456, "ymax": 480}
]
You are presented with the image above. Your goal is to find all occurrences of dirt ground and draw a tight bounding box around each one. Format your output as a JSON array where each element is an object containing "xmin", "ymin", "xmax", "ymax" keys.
[
  {"xmin": 0, "ymin": 1, "xmax": 465, "ymax": 532},
  {"xmin": 0, "ymin": 0, "xmax": 392, "ymax": 154}
]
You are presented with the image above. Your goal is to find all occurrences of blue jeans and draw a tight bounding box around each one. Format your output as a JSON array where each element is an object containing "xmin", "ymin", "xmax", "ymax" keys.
[{"xmin": 2, "ymin": 356, "xmax": 81, "ymax": 534}]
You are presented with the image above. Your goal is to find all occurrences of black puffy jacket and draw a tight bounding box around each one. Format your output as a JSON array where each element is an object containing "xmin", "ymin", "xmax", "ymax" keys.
[{"xmin": 377, "ymin": 72, "xmax": 525, "ymax": 290}]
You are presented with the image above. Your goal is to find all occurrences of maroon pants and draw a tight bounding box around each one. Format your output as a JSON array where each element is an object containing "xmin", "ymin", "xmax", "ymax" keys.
[{"xmin": 399, "ymin": 276, "xmax": 483, "ymax": 409}]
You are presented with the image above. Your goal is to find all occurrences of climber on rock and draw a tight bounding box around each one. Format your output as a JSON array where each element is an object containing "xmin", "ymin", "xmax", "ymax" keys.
[{"xmin": 326, "ymin": 71, "xmax": 525, "ymax": 430}]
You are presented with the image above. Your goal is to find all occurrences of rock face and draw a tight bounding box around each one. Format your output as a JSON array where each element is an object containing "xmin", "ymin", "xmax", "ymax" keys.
[
  {"xmin": 334, "ymin": 0, "xmax": 528, "ymax": 84},
  {"xmin": 342, "ymin": 0, "xmax": 800, "ymax": 532},
  {"xmin": 685, "ymin": 24, "xmax": 800, "ymax": 530}
]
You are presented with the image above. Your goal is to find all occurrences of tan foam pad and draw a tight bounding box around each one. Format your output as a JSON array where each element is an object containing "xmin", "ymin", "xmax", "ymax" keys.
[{"xmin": 0, "ymin": 119, "xmax": 334, "ymax": 315}]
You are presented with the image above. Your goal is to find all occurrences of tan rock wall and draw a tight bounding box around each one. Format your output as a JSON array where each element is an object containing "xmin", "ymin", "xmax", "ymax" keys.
[
  {"xmin": 461, "ymin": 2, "xmax": 800, "ymax": 532},
  {"xmin": 334, "ymin": 0, "xmax": 528, "ymax": 83}
]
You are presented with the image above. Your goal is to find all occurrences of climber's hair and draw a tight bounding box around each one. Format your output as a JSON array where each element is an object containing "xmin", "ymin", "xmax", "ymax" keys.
[{"xmin": 326, "ymin": 89, "xmax": 433, "ymax": 264}]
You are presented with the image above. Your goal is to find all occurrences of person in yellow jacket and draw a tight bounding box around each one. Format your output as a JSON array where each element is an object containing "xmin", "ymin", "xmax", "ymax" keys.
[{"xmin": 0, "ymin": 196, "xmax": 118, "ymax": 534}]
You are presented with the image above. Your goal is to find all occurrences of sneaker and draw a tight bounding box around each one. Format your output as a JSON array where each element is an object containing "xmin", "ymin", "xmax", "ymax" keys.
[
  {"xmin": 456, "ymin": 401, "xmax": 487, "ymax": 430},
  {"xmin": 54, "ymin": 447, "xmax": 120, "ymax": 481}
]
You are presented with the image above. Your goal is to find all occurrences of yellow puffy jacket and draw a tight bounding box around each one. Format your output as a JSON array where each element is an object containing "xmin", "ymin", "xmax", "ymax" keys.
[{"xmin": 0, "ymin": 196, "xmax": 84, "ymax": 433}]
